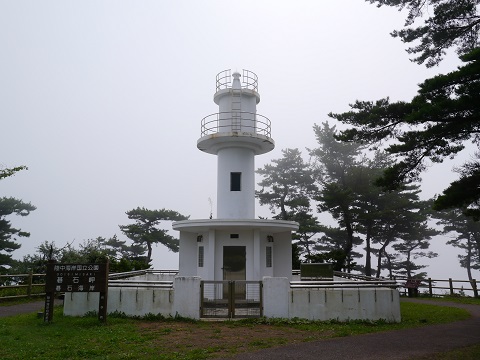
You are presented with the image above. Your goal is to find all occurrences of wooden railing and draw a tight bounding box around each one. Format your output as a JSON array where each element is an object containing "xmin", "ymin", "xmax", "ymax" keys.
[
  {"xmin": 0, "ymin": 272, "xmax": 46, "ymax": 299},
  {"xmin": 0, "ymin": 269, "xmax": 180, "ymax": 300},
  {"xmin": 292, "ymin": 270, "xmax": 479, "ymax": 298},
  {"xmin": 393, "ymin": 276, "xmax": 479, "ymax": 298},
  {"xmin": 1, "ymin": 270, "xmax": 478, "ymax": 300}
]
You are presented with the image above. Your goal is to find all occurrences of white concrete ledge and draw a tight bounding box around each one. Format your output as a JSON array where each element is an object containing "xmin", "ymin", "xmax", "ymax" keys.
[{"xmin": 172, "ymin": 218, "xmax": 298, "ymax": 233}]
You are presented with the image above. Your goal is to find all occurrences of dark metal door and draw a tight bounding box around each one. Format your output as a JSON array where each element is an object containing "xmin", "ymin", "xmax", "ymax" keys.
[{"xmin": 222, "ymin": 246, "xmax": 246, "ymax": 299}]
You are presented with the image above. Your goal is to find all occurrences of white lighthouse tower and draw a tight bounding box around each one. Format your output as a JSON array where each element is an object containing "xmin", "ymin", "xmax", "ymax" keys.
[
  {"xmin": 173, "ymin": 70, "xmax": 298, "ymax": 282},
  {"xmin": 198, "ymin": 70, "xmax": 274, "ymax": 219}
]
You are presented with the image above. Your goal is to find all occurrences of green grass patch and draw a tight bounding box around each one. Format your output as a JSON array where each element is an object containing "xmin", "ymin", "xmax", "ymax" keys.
[
  {"xmin": 0, "ymin": 295, "xmax": 45, "ymax": 306},
  {"xmin": 418, "ymin": 295, "xmax": 480, "ymax": 305},
  {"xmin": 0, "ymin": 302, "xmax": 473, "ymax": 359},
  {"xmin": 400, "ymin": 301, "xmax": 470, "ymax": 325},
  {"xmin": 0, "ymin": 284, "xmax": 45, "ymax": 298},
  {"xmin": 416, "ymin": 344, "xmax": 480, "ymax": 359}
]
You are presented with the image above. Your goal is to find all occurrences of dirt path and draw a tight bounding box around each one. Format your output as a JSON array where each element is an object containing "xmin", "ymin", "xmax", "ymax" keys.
[
  {"xmin": 0, "ymin": 299, "xmax": 62, "ymax": 318},
  {"xmin": 226, "ymin": 299, "xmax": 480, "ymax": 360}
]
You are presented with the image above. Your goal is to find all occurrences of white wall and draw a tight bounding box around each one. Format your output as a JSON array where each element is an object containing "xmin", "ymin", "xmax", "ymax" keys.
[
  {"xmin": 173, "ymin": 276, "xmax": 201, "ymax": 319},
  {"xmin": 178, "ymin": 231, "xmax": 197, "ymax": 276},
  {"xmin": 64, "ymin": 276, "xmax": 400, "ymax": 322},
  {"xmin": 263, "ymin": 277, "xmax": 290, "ymax": 318},
  {"xmin": 263, "ymin": 277, "xmax": 401, "ymax": 322},
  {"xmin": 217, "ymin": 147, "xmax": 255, "ymax": 219},
  {"xmin": 63, "ymin": 288, "xmax": 174, "ymax": 317},
  {"xmin": 288, "ymin": 288, "xmax": 401, "ymax": 322},
  {"xmin": 272, "ymin": 231, "xmax": 293, "ymax": 279}
]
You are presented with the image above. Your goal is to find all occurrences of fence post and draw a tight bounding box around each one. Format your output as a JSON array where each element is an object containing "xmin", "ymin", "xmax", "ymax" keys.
[
  {"xmin": 449, "ymin": 278, "xmax": 454, "ymax": 296},
  {"xmin": 428, "ymin": 278, "xmax": 433, "ymax": 297},
  {"xmin": 228, "ymin": 281, "xmax": 235, "ymax": 319},
  {"xmin": 27, "ymin": 270, "xmax": 33, "ymax": 298},
  {"xmin": 472, "ymin": 279, "xmax": 478, "ymax": 298}
]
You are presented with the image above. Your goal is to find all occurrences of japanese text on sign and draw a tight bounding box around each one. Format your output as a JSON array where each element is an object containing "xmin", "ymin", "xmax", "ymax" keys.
[{"xmin": 45, "ymin": 263, "xmax": 108, "ymax": 293}]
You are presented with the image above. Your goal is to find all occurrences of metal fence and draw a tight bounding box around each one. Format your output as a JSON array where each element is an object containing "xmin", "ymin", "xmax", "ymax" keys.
[
  {"xmin": 200, "ymin": 280, "xmax": 262, "ymax": 319},
  {"xmin": 200, "ymin": 111, "xmax": 271, "ymax": 138}
]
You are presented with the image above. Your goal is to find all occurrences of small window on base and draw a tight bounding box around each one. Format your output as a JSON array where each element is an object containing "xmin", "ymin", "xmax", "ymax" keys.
[
  {"xmin": 266, "ymin": 246, "xmax": 272, "ymax": 268},
  {"xmin": 198, "ymin": 246, "xmax": 204, "ymax": 267}
]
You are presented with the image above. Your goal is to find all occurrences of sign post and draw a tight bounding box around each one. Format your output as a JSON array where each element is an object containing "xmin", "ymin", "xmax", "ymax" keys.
[{"xmin": 45, "ymin": 261, "xmax": 109, "ymax": 323}]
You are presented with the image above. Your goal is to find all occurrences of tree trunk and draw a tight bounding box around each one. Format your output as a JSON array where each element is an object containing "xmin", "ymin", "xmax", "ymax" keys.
[
  {"xmin": 280, "ymin": 192, "xmax": 288, "ymax": 220},
  {"xmin": 384, "ymin": 253, "xmax": 393, "ymax": 279},
  {"xmin": 365, "ymin": 222, "xmax": 372, "ymax": 277},
  {"xmin": 376, "ymin": 243, "xmax": 387, "ymax": 278},
  {"xmin": 342, "ymin": 209, "xmax": 355, "ymax": 272},
  {"xmin": 406, "ymin": 251, "xmax": 412, "ymax": 279},
  {"xmin": 147, "ymin": 242, "xmax": 153, "ymax": 264},
  {"xmin": 304, "ymin": 237, "xmax": 312, "ymax": 258},
  {"xmin": 466, "ymin": 236, "xmax": 473, "ymax": 282}
]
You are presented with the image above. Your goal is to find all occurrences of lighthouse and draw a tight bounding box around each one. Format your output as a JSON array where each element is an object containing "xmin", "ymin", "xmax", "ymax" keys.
[
  {"xmin": 173, "ymin": 70, "xmax": 298, "ymax": 282},
  {"xmin": 64, "ymin": 70, "xmax": 400, "ymax": 323},
  {"xmin": 197, "ymin": 70, "xmax": 274, "ymax": 219}
]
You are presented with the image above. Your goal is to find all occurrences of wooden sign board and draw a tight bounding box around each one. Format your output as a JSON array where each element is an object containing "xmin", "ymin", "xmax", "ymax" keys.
[{"xmin": 44, "ymin": 262, "xmax": 109, "ymax": 323}]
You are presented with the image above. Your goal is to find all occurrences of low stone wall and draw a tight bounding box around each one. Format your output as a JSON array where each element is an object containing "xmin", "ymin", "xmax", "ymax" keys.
[
  {"xmin": 263, "ymin": 277, "xmax": 401, "ymax": 322},
  {"xmin": 64, "ymin": 276, "xmax": 201, "ymax": 318},
  {"xmin": 289, "ymin": 288, "xmax": 400, "ymax": 322},
  {"xmin": 64, "ymin": 276, "xmax": 400, "ymax": 322},
  {"xmin": 63, "ymin": 287, "xmax": 174, "ymax": 317}
]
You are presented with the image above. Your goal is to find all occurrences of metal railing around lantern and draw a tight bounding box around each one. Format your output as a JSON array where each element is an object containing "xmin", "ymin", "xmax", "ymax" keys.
[
  {"xmin": 200, "ymin": 111, "xmax": 271, "ymax": 138},
  {"xmin": 215, "ymin": 69, "xmax": 258, "ymax": 92}
]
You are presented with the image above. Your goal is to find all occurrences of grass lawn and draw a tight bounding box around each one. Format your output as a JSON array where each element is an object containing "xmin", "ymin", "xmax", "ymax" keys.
[
  {"xmin": 416, "ymin": 344, "xmax": 480, "ymax": 360},
  {"xmin": 0, "ymin": 301, "xmax": 474, "ymax": 360},
  {"xmin": 416, "ymin": 295, "xmax": 480, "ymax": 305}
]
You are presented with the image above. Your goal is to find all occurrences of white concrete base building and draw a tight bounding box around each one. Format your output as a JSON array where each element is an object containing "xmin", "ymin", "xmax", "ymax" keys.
[{"xmin": 174, "ymin": 219, "xmax": 296, "ymax": 281}]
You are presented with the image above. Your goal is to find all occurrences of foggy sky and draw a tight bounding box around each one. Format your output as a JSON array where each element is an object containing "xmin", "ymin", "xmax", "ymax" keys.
[{"xmin": 1, "ymin": 1, "xmax": 477, "ymax": 282}]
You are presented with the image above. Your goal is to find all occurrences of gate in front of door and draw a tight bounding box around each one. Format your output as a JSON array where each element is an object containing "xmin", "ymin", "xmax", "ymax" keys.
[
  {"xmin": 200, "ymin": 245, "xmax": 262, "ymax": 318},
  {"xmin": 200, "ymin": 280, "xmax": 263, "ymax": 318}
]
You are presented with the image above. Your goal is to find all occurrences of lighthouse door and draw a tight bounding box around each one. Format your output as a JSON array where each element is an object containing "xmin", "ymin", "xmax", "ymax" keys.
[{"xmin": 222, "ymin": 246, "xmax": 246, "ymax": 298}]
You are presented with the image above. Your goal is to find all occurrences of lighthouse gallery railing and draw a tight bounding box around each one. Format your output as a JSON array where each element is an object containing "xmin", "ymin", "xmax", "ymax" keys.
[{"xmin": 200, "ymin": 111, "xmax": 271, "ymax": 138}]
